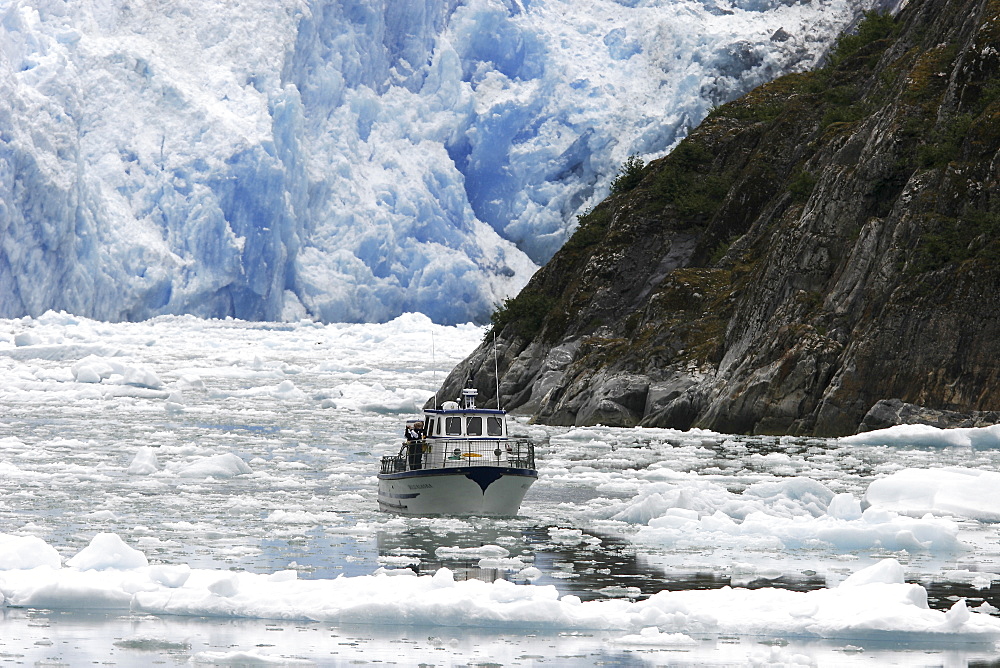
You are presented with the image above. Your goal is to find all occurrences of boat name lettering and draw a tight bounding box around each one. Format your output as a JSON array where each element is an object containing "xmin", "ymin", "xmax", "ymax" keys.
[{"xmin": 407, "ymin": 483, "xmax": 433, "ymax": 490}]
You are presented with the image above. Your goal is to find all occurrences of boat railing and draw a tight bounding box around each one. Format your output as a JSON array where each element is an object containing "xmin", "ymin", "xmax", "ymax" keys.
[
  {"xmin": 379, "ymin": 438, "xmax": 535, "ymax": 474},
  {"xmin": 504, "ymin": 439, "xmax": 535, "ymax": 470}
]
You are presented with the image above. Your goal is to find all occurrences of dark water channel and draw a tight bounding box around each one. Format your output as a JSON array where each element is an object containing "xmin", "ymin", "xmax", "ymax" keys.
[{"xmin": 373, "ymin": 523, "xmax": 1000, "ymax": 616}]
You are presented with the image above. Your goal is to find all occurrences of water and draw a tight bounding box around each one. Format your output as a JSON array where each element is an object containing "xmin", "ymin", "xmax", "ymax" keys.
[{"xmin": 1, "ymin": 313, "xmax": 999, "ymax": 665}]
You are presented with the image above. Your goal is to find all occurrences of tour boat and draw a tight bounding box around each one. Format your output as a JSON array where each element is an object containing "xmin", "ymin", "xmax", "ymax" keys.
[{"xmin": 377, "ymin": 386, "xmax": 537, "ymax": 516}]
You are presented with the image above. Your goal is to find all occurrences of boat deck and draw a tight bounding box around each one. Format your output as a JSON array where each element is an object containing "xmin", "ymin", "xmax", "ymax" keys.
[{"xmin": 379, "ymin": 438, "xmax": 535, "ymax": 474}]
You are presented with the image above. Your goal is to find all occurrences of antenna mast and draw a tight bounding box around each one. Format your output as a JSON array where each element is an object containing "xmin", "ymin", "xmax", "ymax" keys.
[
  {"xmin": 431, "ymin": 330, "xmax": 438, "ymax": 409},
  {"xmin": 493, "ymin": 331, "xmax": 501, "ymax": 410}
]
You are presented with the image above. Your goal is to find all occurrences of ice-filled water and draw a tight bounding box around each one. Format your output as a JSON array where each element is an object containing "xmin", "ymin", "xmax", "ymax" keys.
[
  {"xmin": 2, "ymin": 313, "xmax": 1000, "ymax": 665},
  {"xmin": 1, "ymin": 0, "xmax": 878, "ymax": 325}
]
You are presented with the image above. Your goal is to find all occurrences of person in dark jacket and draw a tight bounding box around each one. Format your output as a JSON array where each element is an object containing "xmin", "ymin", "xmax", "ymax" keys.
[{"xmin": 405, "ymin": 422, "xmax": 423, "ymax": 469}]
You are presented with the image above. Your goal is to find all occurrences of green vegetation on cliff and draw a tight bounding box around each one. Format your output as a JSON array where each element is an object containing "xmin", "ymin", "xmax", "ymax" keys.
[{"xmin": 469, "ymin": 0, "xmax": 1000, "ymax": 436}]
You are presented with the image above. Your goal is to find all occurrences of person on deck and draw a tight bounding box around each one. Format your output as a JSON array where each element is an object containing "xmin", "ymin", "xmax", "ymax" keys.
[{"xmin": 405, "ymin": 423, "xmax": 423, "ymax": 470}]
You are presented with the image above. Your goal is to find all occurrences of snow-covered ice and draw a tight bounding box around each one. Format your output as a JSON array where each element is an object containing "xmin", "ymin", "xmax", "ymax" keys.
[
  {"xmin": 842, "ymin": 423, "xmax": 1000, "ymax": 449},
  {"xmin": 2, "ymin": 311, "xmax": 1000, "ymax": 665},
  {"xmin": 864, "ymin": 467, "xmax": 1000, "ymax": 522},
  {"xmin": 4, "ymin": 540, "xmax": 1000, "ymax": 639},
  {"xmin": 1, "ymin": 0, "xmax": 878, "ymax": 325}
]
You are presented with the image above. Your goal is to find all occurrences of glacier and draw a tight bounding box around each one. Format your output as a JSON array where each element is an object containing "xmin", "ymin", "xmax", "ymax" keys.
[{"xmin": 0, "ymin": 0, "xmax": 876, "ymax": 324}]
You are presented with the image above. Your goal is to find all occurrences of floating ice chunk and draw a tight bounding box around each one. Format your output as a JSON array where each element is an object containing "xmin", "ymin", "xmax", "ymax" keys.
[
  {"xmin": 840, "ymin": 558, "xmax": 905, "ymax": 587},
  {"xmin": 165, "ymin": 391, "xmax": 185, "ymax": 413},
  {"xmin": 0, "ymin": 534, "xmax": 61, "ymax": 570},
  {"xmin": 271, "ymin": 380, "xmax": 305, "ymax": 400},
  {"xmin": 191, "ymin": 650, "xmax": 312, "ymax": 665},
  {"xmin": 265, "ymin": 510, "xmax": 322, "ymax": 524},
  {"xmin": 71, "ymin": 356, "xmax": 124, "ymax": 382},
  {"xmin": 379, "ymin": 555, "xmax": 421, "ymax": 567},
  {"xmin": 208, "ymin": 379, "xmax": 309, "ymax": 401},
  {"xmin": 597, "ymin": 585, "xmax": 642, "ymax": 599},
  {"xmin": 372, "ymin": 567, "xmax": 418, "ymax": 577},
  {"xmin": 176, "ymin": 454, "xmax": 252, "ymax": 478},
  {"xmin": 841, "ymin": 423, "xmax": 1000, "ymax": 448},
  {"xmin": 865, "ymin": 467, "xmax": 1000, "ymax": 521},
  {"xmin": 73, "ymin": 365, "xmax": 103, "ymax": 384},
  {"xmin": 0, "ymin": 436, "xmax": 27, "ymax": 450},
  {"xmin": 13, "ymin": 331, "xmax": 41, "ymax": 346},
  {"xmin": 16, "ymin": 447, "xmax": 52, "ymax": 461},
  {"xmin": 113, "ymin": 636, "xmax": 191, "ymax": 651},
  {"xmin": 945, "ymin": 599, "xmax": 971, "ymax": 628},
  {"xmin": 6, "ymin": 571, "xmax": 136, "ymax": 609},
  {"xmin": 478, "ymin": 556, "xmax": 526, "ymax": 570},
  {"xmin": 747, "ymin": 647, "xmax": 816, "ymax": 666},
  {"xmin": 67, "ymin": 533, "xmax": 148, "ymax": 571},
  {"xmin": 827, "ymin": 493, "xmax": 862, "ymax": 520},
  {"xmin": 431, "ymin": 567, "xmax": 456, "ymax": 588},
  {"xmin": 743, "ymin": 477, "xmax": 834, "ymax": 517},
  {"xmin": 611, "ymin": 627, "xmax": 698, "ymax": 646},
  {"xmin": 959, "ymin": 573, "xmax": 998, "ymax": 590},
  {"xmin": 175, "ymin": 375, "xmax": 206, "ymax": 391},
  {"xmin": 435, "ymin": 545, "xmax": 509, "ymax": 559},
  {"xmin": 749, "ymin": 451, "xmax": 792, "ymax": 466},
  {"xmin": 628, "ymin": 481, "xmax": 963, "ymax": 553},
  {"xmin": 208, "ymin": 574, "xmax": 240, "ymax": 597},
  {"xmin": 548, "ymin": 528, "xmax": 587, "ymax": 545},
  {"xmin": 127, "ymin": 447, "xmax": 159, "ymax": 475},
  {"xmin": 974, "ymin": 601, "xmax": 1000, "ymax": 615},
  {"xmin": 123, "ymin": 367, "xmax": 164, "ymax": 390}
]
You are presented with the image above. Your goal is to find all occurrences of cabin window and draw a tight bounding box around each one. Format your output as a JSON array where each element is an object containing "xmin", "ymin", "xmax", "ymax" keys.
[
  {"xmin": 425, "ymin": 417, "xmax": 435, "ymax": 437},
  {"xmin": 487, "ymin": 417, "xmax": 503, "ymax": 437},
  {"xmin": 467, "ymin": 416, "xmax": 482, "ymax": 436},
  {"xmin": 445, "ymin": 416, "xmax": 462, "ymax": 435}
]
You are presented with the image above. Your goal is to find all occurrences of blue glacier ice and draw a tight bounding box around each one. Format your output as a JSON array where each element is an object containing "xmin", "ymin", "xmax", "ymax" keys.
[{"xmin": 0, "ymin": 0, "xmax": 876, "ymax": 324}]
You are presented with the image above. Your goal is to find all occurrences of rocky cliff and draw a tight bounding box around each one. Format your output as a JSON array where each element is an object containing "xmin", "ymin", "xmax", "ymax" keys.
[{"xmin": 435, "ymin": 0, "xmax": 1000, "ymax": 437}]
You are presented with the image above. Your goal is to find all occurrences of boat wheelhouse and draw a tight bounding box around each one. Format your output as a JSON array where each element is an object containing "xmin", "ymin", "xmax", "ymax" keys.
[{"xmin": 377, "ymin": 386, "xmax": 537, "ymax": 516}]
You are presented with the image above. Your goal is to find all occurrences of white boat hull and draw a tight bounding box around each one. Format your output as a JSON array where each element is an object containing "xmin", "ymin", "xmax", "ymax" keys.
[{"xmin": 377, "ymin": 466, "xmax": 537, "ymax": 517}]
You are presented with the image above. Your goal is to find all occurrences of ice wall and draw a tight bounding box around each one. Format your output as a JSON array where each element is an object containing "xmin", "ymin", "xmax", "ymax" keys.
[{"xmin": 0, "ymin": 0, "xmax": 874, "ymax": 324}]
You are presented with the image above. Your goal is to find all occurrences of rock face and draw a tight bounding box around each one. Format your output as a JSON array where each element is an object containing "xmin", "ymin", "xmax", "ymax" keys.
[
  {"xmin": 858, "ymin": 399, "xmax": 1000, "ymax": 432},
  {"xmin": 435, "ymin": 0, "xmax": 1000, "ymax": 437}
]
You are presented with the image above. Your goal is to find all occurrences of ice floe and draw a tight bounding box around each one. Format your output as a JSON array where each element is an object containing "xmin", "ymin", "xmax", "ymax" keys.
[
  {"xmin": 865, "ymin": 467, "xmax": 1000, "ymax": 522},
  {"xmin": 0, "ymin": 534, "xmax": 997, "ymax": 641}
]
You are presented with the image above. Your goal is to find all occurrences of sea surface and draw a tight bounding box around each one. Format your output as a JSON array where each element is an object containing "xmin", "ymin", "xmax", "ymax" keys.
[{"xmin": 1, "ymin": 313, "xmax": 999, "ymax": 666}]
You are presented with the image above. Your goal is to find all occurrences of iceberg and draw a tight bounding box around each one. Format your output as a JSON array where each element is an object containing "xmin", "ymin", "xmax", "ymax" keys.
[{"xmin": 0, "ymin": 0, "xmax": 876, "ymax": 324}]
